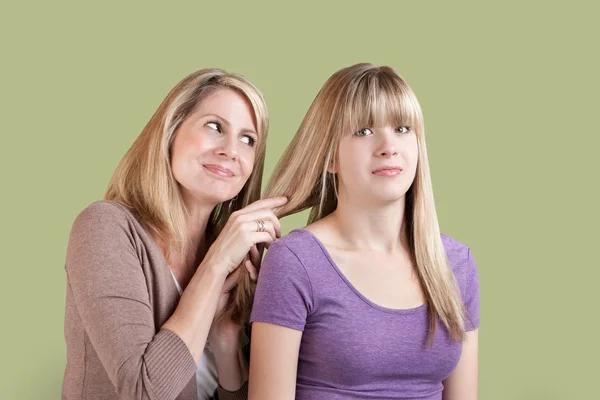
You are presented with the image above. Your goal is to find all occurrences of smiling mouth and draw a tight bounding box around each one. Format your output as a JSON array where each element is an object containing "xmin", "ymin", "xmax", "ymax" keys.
[
  {"xmin": 372, "ymin": 167, "xmax": 403, "ymax": 176},
  {"xmin": 203, "ymin": 164, "xmax": 235, "ymax": 178}
]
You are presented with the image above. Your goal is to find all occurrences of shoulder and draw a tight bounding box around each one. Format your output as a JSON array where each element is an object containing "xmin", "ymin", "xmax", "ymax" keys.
[
  {"xmin": 441, "ymin": 234, "xmax": 471, "ymax": 264},
  {"xmin": 441, "ymin": 234, "xmax": 480, "ymax": 329},
  {"xmin": 440, "ymin": 234, "xmax": 479, "ymax": 304},
  {"xmin": 275, "ymin": 228, "xmax": 317, "ymax": 249},
  {"xmin": 263, "ymin": 229, "xmax": 311, "ymax": 265},
  {"xmin": 440, "ymin": 234, "xmax": 478, "ymax": 287},
  {"xmin": 74, "ymin": 200, "xmax": 134, "ymax": 226},
  {"xmin": 260, "ymin": 229, "xmax": 328, "ymax": 284},
  {"xmin": 265, "ymin": 229, "xmax": 326, "ymax": 267},
  {"xmin": 70, "ymin": 201, "xmax": 142, "ymax": 237},
  {"xmin": 67, "ymin": 201, "xmax": 144, "ymax": 263}
]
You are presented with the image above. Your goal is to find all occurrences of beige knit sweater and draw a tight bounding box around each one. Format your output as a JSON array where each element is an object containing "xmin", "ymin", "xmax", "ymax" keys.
[{"xmin": 62, "ymin": 201, "xmax": 248, "ymax": 400}]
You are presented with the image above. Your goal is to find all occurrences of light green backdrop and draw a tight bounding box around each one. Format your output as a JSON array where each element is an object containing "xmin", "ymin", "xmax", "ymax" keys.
[{"xmin": 1, "ymin": 1, "xmax": 598, "ymax": 399}]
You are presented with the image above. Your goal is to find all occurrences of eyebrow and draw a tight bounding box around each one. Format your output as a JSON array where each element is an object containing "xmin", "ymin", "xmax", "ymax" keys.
[{"xmin": 204, "ymin": 113, "xmax": 257, "ymax": 136}]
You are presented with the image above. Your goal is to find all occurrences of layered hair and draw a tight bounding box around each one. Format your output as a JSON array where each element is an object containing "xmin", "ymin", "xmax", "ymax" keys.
[
  {"xmin": 259, "ymin": 63, "xmax": 467, "ymax": 343},
  {"xmin": 105, "ymin": 68, "xmax": 268, "ymax": 324}
]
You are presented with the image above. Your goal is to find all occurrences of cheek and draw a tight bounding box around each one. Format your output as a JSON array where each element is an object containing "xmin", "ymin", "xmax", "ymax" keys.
[
  {"xmin": 169, "ymin": 137, "xmax": 187, "ymax": 181},
  {"xmin": 239, "ymin": 147, "xmax": 256, "ymax": 177},
  {"xmin": 336, "ymin": 153, "xmax": 356, "ymax": 177},
  {"xmin": 171, "ymin": 130, "xmax": 202, "ymax": 163},
  {"xmin": 170, "ymin": 130, "xmax": 209, "ymax": 181},
  {"xmin": 403, "ymin": 138, "xmax": 419, "ymax": 167},
  {"xmin": 336, "ymin": 153, "xmax": 367, "ymax": 188},
  {"xmin": 188, "ymin": 132, "xmax": 213, "ymax": 153},
  {"xmin": 337, "ymin": 142, "xmax": 366, "ymax": 172}
]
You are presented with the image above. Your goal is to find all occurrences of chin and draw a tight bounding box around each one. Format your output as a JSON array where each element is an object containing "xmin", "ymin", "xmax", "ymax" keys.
[
  {"xmin": 370, "ymin": 188, "xmax": 410, "ymax": 204},
  {"xmin": 181, "ymin": 184, "xmax": 242, "ymax": 207},
  {"xmin": 203, "ymin": 191, "xmax": 240, "ymax": 205},
  {"xmin": 376, "ymin": 195, "xmax": 407, "ymax": 205}
]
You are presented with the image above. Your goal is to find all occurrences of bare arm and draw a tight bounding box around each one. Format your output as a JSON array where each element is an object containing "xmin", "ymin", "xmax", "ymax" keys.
[
  {"xmin": 248, "ymin": 322, "xmax": 303, "ymax": 400},
  {"xmin": 442, "ymin": 329, "xmax": 479, "ymax": 400}
]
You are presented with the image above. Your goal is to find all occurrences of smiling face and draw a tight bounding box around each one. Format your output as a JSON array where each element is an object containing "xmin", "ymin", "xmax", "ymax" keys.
[{"xmin": 170, "ymin": 87, "xmax": 259, "ymax": 206}]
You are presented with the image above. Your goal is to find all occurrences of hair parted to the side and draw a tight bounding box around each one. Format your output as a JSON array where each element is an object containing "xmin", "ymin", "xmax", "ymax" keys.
[
  {"xmin": 263, "ymin": 63, "xmax": 468, "ymax": 344},
  {"xmin": 105, "ymin": 68, "xmax": 268, "ymax": 325}
]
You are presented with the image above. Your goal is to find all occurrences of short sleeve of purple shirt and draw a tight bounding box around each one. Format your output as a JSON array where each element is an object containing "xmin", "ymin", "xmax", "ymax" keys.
[
  {"xmin": 251, "ymin": 229, "xmax": 480, "ymax": 400},
  {"xmin": 251, "ymin": 240, "xmax": 314, "ymax": 331},
  {"xmin": 462, "ymin": 248, "xmax": 480, "ymax": 331}
]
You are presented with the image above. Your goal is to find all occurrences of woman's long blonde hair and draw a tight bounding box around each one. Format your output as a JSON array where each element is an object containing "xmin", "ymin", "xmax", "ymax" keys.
[
  {"xmin": 105, "ymin": 68, "xmax": 268, "ymax": 325},
  {"xmin": 263, "ymin": 63, "xmax": 467, "ymax": 343}
]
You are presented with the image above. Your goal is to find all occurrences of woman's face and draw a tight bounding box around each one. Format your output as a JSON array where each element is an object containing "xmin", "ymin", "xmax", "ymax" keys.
[
  {"xmin": 334, "ymin": 123, "xmax": 419, "ymax": 206},
  {"xmin": 170, "ymin": 88, "xmax": 258, "ymax": 206}
]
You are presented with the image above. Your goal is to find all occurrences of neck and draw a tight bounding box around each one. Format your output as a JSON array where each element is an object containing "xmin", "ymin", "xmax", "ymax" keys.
[
  {"xmin": 329, "ymin": 193, "xmax": 409, "ymax": 253},
  {"xmin": 182, "ymin": 196, "xmax": 217, "ymax": 259},
  {"xmin": 153, "ymin": 194, "xmax": 217, "ymax": 270}
]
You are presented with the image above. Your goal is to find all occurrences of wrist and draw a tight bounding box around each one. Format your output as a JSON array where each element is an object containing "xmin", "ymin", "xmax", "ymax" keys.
[
  {"xmin": 202, "ymin": 258, "xmax": 229, "ymax": 281},
  {"xmin": 195, "ymin": 259, "xmax": 227, "ymax": 286}
]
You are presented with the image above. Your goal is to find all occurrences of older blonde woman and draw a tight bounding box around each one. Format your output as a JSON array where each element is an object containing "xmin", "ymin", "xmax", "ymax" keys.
[{"xmin": 63, "ymin": 68, "xmax": 286, "ymax": 400}]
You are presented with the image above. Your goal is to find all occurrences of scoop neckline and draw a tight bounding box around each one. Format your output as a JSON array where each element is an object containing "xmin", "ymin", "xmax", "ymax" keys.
[{"xmin": 293, "ymin": 228, "xmax": 428, "ymax": 315}]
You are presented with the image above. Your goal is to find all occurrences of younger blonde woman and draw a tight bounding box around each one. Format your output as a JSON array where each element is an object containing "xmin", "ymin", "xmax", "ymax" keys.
[{"xmin": 249, "ymin": 63, "xmax": 480, "ymax": 400}]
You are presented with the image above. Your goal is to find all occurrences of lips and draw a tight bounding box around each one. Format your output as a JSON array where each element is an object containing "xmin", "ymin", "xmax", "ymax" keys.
[
  {"xmin": 372, "ymin": 166, "xmax": 403, "ymax": 176},
  {"xmin": 203, "ymin": 164, "xmax": 235, "ymax": 177}
]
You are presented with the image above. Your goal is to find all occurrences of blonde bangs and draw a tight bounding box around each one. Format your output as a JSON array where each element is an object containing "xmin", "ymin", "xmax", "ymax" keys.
[{"xmin": 337, "ymin": 67, "xmax": 423, "ymax": 141}]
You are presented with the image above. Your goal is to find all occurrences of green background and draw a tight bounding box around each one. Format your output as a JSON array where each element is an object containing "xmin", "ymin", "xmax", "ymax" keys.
[{"xmin": 1, "ymin": 1, "xmax": 598, "ymax": 399}]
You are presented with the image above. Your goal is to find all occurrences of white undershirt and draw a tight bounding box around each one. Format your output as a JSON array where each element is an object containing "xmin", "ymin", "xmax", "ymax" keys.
[{"xmin": 169, "ymin": 270, "xmax": 219, "ymax": 400}]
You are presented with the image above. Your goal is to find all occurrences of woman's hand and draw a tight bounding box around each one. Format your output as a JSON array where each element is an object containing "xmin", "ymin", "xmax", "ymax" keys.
[
  {"xmin": 202, "ymin": 197, "xmax": 287, "ymax": 279},
  {"xmin": 205, "ymin": 196, "xmax": 285, "ymax": 350}
]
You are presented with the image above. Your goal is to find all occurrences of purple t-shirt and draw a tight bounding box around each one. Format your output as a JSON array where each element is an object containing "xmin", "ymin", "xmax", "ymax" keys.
[{"xmin": 251, "ymin": 229, "xmax": 480, "ymax": 400}]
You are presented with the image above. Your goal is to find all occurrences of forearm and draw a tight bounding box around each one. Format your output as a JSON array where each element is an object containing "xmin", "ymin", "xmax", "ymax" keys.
[{"xmin": 162, "ymin": 262, "xmax": 225, "ymax": 363}]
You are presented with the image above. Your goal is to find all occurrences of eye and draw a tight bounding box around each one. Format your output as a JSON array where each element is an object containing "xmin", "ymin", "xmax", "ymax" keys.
[
  {"xmin": 206, "ymin": 121, "xmax": 222, "ymax": 132},
  {"xmin": 396, "ymin": 126, "xmax": 411, "ymax": 134},
  {"xmin": 354, "ymin": 128, "xmax": 373, "ymax": 137},
  {"xmin": 240, "ymin": 135, "xmax": 257, "ymax": 147}
]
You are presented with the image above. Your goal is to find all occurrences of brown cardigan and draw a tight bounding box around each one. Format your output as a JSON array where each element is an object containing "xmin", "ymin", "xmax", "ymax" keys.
[{"xmin": 62, "ymin": 201, "xmax": 248, "ymax": 400}]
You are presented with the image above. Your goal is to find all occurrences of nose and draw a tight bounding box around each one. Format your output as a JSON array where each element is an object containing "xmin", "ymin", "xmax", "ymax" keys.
[
  {"xmin": 215, "ymin": 135, "xmax": 238, "ymax": 161},
  {"xmin": 375, "ymin": 130, "xmax": 398, "ymax": 158}
]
